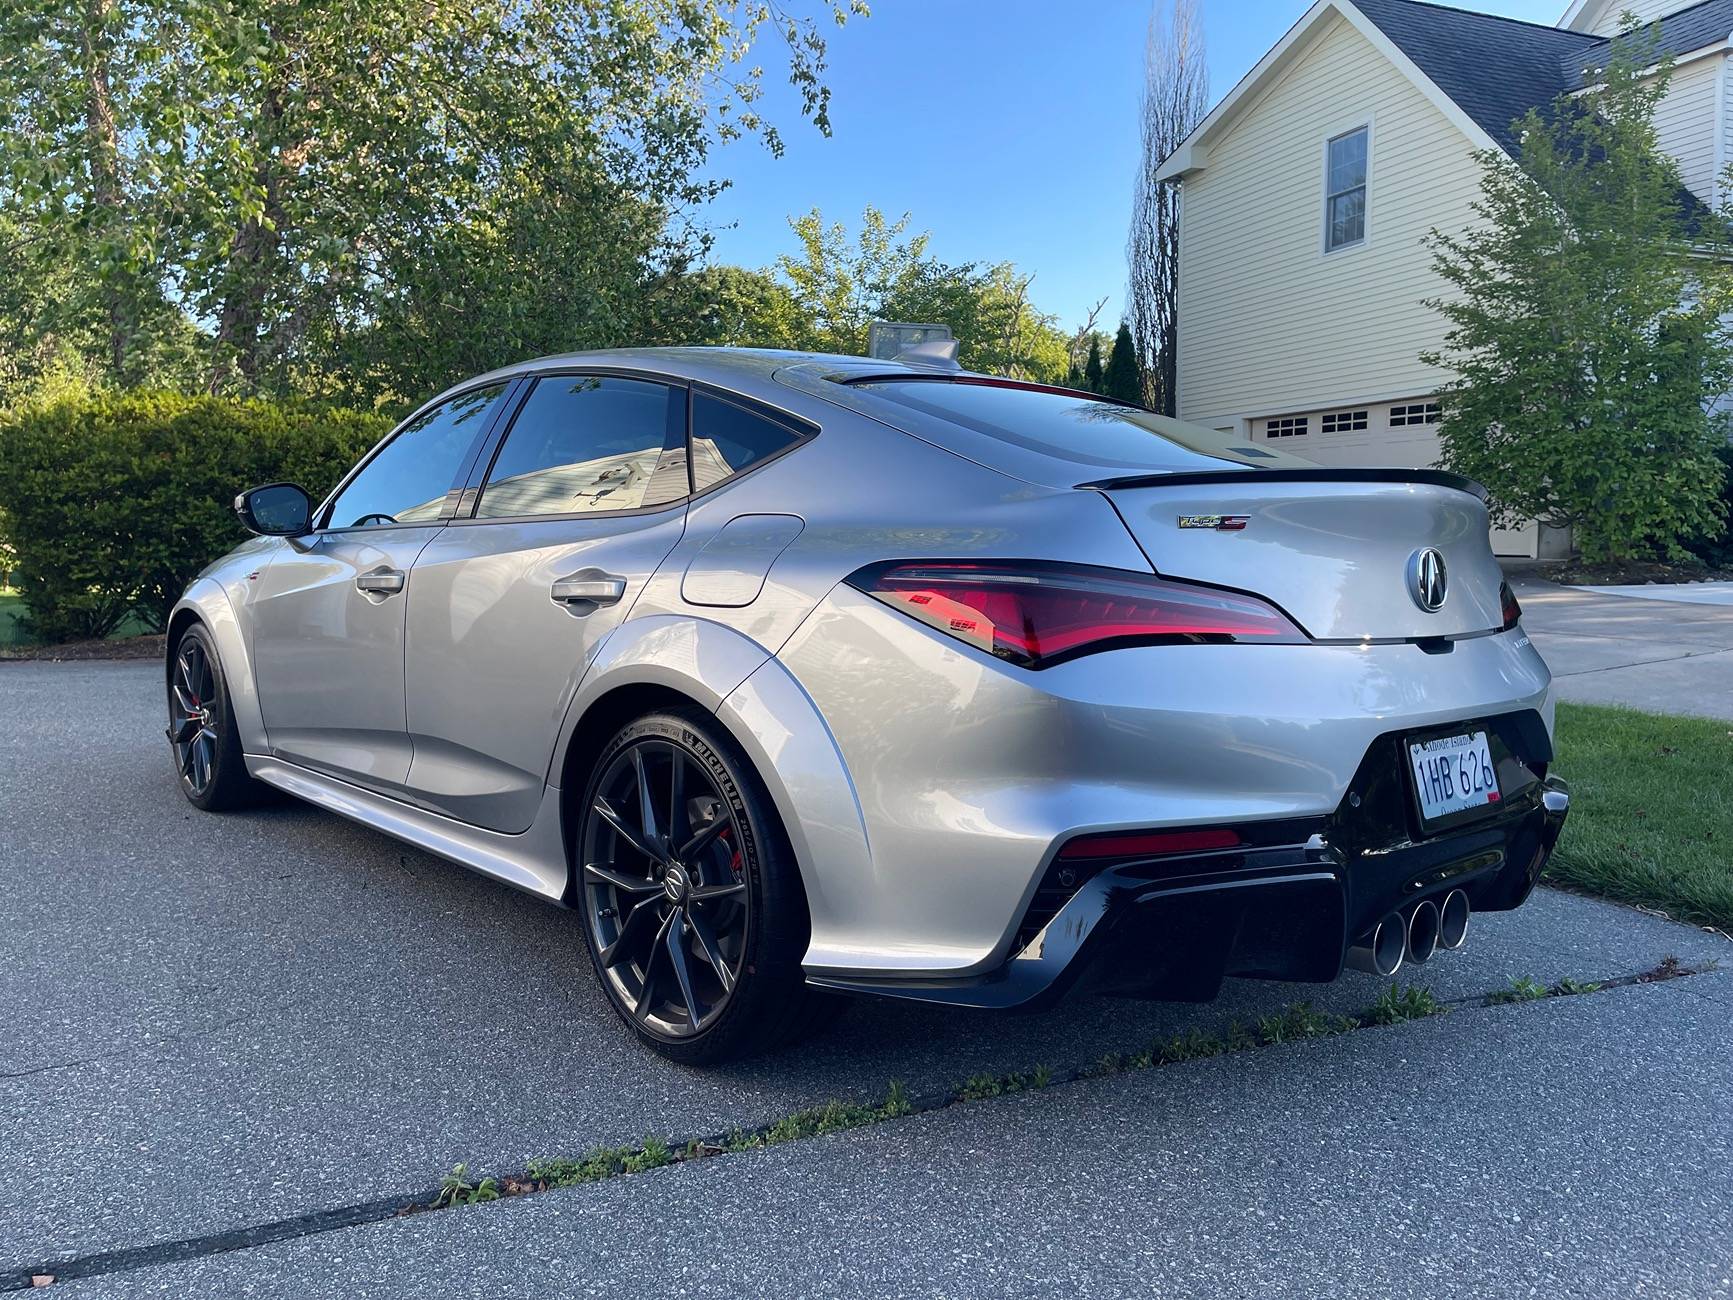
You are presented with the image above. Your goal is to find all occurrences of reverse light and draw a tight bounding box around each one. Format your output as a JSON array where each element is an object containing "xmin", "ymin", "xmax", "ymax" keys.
[
  {"xmin": 845, "ymin": 561, "xmax": 1307, "ymax": 669},
  {"xmin": 1500, "ymin": 581, "xmax": 1522, "ymax": 631}
]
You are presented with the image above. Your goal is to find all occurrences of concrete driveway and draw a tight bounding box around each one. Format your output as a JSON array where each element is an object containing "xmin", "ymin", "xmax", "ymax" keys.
[
  {"xmin": 1509, "ymin": 576, "xmax": 1733, "ymax": 721},
  {"xmin": 3, "ymin": 661, "xmax": 1728, "ymax": 1297}
]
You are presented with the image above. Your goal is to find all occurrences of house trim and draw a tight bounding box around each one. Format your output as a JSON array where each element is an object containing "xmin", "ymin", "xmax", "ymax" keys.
[{"xmin": 1156, "ymin": 0, "xmax": 1501, "ymax": 183}]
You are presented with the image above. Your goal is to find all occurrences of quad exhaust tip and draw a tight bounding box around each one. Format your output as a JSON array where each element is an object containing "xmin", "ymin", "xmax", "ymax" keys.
[
  {"xmin": 1406, "ymin": 899, "xmax": 1441, "ymax": 966},
  {"xmin": 1439, "ymin": 889, "xmax": 1470, "ymax": 951},
  {"xmin": 1347, "ymin": 911, "xmax": 1407, "ymax": 977},
  {"xmin": 1349, "ymin": 892, "xmax": 1470, "ymax": 977}
]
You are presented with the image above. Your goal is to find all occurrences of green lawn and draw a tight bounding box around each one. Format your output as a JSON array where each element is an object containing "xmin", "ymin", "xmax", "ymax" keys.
[{"xmin": 1549, "ymin": 702, "xmax": 1733, "ymax": 932}]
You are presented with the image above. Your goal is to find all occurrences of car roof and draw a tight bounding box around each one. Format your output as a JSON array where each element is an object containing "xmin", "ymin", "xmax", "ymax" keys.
[{"xmin": 451, "ymin": 346, "xmax": 963, "ymax": 392}]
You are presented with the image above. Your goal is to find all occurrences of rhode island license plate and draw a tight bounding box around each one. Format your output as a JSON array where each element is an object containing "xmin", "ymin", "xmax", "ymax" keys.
[{"xmin": 1407, "ymin": 730, "xmax": 1501, "ymax": 827}]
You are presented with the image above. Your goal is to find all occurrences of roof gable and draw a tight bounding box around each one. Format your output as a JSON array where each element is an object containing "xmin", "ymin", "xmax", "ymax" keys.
[
  {"xmin": 1155, "ymin": 0, "xmax": 1500, "ymax": 181},
  {"xmin": 1351, "ymin": 0, "xmax": 1596, "ymax": 153}
]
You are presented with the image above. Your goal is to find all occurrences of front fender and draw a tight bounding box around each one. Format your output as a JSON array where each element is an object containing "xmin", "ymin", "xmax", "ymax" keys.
[{"xmin": 170, "ymin": 578, "xmax": 268, "ymax": 753}]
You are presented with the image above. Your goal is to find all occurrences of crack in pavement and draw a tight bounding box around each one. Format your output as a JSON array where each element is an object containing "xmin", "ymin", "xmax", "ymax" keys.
[
  {"xmin": 1550, "ymin": 644, "xmax": 1733, "ymax": 679},
  {"xmin": 1, "ymin": 960, "xmax": 1713, "ymax": 1294}
]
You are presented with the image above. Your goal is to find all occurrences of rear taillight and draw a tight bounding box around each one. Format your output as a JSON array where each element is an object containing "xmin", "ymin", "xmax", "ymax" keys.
[
  {"xmin": 1500, "ymin": 582, "xmax": 1522, "ymax": 631},
  {"xmin": 845, "ymin": 561, "xmax": 1307, "ymax": 669}
]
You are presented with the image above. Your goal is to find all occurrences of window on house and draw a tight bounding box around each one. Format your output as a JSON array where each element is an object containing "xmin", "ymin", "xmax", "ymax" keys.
[
  {"xmin": 1390, "ymin": 402, "xmax": 1441, "ymax": 426},
  {"xmin": 1265, "ymin": 416, "xmax": 1308, "ymax": 438},
  {"xmin": 1325, "ymin": 127, "xmax": 1368, "ymax": 252},
  {"xmin": 1321, "ymin": 410, "xmax": 1369, "ymax": 434}
]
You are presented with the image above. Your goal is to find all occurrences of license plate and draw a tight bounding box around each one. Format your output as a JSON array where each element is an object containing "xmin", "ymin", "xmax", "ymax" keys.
[{"xmin": 1408, "ymin": 730, "xmax": 1500, "ymax": 826}]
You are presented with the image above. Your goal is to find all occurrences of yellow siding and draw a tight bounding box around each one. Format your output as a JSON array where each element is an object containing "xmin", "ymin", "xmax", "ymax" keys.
[
  {"xmin": 1653, "ymin": 53, "xmax": 1723, "ymax": 204},
  {"xmin": 1582, "ymin": 0, "xmax": 1700, "ymax": 37},
  {"xmin": 1175, "ymin": 14, "xmax": 1482, "ymax": 426}
]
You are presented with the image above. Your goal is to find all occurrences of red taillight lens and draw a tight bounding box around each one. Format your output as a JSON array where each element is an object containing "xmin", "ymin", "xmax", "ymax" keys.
[
  {"xmin": 1500, "ymin": 582, "xmax": 1522, "ymax": 631},
  {"xmin": 846, "ymin": 561, "xmax": 1307, "ymax": 668}
]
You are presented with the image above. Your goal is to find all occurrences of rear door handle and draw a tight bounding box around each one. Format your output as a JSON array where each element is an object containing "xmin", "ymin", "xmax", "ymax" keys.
[
  {"xmin": 355, "ymin": 568, "xmax": 406, "ymax": 596},
  {"xmin": 551, "ymin": 573, "xmax": 627, "ymax": 607}
]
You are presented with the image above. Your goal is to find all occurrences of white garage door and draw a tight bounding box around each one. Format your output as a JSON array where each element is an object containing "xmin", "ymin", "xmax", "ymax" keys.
[{"xmin": 1251, "ymin": 402, "xmax": 1537, "ymax": 558}]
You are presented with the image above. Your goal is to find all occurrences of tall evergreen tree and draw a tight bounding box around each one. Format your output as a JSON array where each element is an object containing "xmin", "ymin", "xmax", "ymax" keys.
[
  {"xmin": 1424, "ymin": 24, "xmax": 1731, "ymax": 562},
  {"xmin": 1083, "ymin": 335, "xmax": 1104, "ymax": 392},
  {"xmin": 1104, "ymin": 321, "xmax": 1142, "ymax": 403}
]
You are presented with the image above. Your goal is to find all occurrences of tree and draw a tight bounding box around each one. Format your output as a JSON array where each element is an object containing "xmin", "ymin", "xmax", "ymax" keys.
[
  {"xmin": 1127, "ymin": 0, "xmax": 1208, "ymax": 414},
  {"xmin": 0, "ymin": 0, "xmax": 867, "ymax": 402},
  {"xmin": 768, "ymin": 207, "xmax": 1071, "ymax": 381},
  {"xmin": 1084, "ymin": 335, "xmax": 1105, "ymax": 393},
  {"xmin": 1104, "ymin": 322, "xmax": 1142, "ymax": 403},
  {"xmin": 1423, "ymin": 26, "xmax": 1731, "ymax": 563},
  {"xmin": 670, "ymin": 266, "xmax": 806, "ymax": 350},
  {"xmin": 777, "ymin": 207, "xmax": 930, "ymax": 355}
]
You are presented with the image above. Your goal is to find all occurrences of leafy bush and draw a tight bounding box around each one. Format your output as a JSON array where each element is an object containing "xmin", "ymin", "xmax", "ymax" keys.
[
  {"xmin": 1683, "ymin": 443, "xmax": 1733, "ymax": 569},
  {"xmin": 0, "ymin": 390, "xmax": 390, "ymax": 641}
]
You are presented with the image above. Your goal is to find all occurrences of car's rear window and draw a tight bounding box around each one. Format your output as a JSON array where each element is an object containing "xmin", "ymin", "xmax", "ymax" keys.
[{"xmin": 851, "ymin": 380, "xmax": 1315, "ymax": 473}]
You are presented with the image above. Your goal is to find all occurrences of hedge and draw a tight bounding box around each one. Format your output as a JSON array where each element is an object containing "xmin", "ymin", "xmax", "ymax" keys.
[
  {"xmin": 1684, "ymin": 443, "xmax": 1733, "ymax": 569},
  {"xmin": 0, "ymin": 391, "xmax": 392, "ymax": 641}
]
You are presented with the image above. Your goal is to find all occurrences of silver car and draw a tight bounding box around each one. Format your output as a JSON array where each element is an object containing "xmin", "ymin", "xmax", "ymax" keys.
[{"xmin": 168, "ymin": 348, "xmax": 1570, "ymax": 1062}]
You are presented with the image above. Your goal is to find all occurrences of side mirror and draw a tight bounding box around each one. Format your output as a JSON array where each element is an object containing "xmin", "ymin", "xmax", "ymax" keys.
[{"xmin": 234, "ymin": 482, "xmax": 313, "ymax": 536}]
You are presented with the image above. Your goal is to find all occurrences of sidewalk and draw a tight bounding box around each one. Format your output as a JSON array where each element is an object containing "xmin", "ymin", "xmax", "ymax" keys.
[{"xmin": 1507, "ymin": 576, "xmax": 1733, "ymax": 721}]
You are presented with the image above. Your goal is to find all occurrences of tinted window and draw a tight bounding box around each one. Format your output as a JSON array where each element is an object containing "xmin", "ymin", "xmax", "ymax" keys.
[
  {"xmin": 326, "ymin": 385, "xmax": 506, "ymax": 528},
  {"xmin": 691, "ymin": 393, "xmax": 802, "ymax": 492},
  {"xmin": 477, "ymin": 376, "xmax": 686, "ymax": 518},
  {"xmin": 854, "ymin": 381, "xmax": 1317, "ymax": 472}
]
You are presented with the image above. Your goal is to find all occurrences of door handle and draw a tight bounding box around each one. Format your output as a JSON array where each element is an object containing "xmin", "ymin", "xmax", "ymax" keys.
[
  {"xmin": 355, "ymin": 568, "xmax": 406, "ymax": 596},
  {"xmin": 551, "ymin": 574, "xmax": 627, "ymax": 607}
]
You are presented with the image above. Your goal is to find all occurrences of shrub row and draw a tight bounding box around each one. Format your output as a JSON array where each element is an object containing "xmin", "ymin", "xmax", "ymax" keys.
[
  {"xmin": 0, "ymin": 390, "xmax": 392, "ymax": 642},
  {"xmin": 1683, "ymin": 443, "xmax": 1733, "ymax": 569}
]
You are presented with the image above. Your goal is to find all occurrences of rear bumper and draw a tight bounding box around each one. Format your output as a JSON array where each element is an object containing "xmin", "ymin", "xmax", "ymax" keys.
[{"xmin": 808, "ymin": 716, "xmax": 1569, "ymax": 1010}]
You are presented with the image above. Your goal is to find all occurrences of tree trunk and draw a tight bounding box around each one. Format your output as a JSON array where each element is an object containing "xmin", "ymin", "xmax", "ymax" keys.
[
  {"xmin": 79, "ymin": 0, "xmax": 128, "ymax": 379},
  {"xmin": 1127, "ymin": 0, "xmax": 1208, "ymax": 417},
  {"xmin": 211, "ymin": 82, "xmax": 300, "ymax": 392}
]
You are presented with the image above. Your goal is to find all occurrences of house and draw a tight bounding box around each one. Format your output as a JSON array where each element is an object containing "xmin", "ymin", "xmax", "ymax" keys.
[{"xmin": 1156, "ymin": 0, "xmax": 1733, "ymax": 556}]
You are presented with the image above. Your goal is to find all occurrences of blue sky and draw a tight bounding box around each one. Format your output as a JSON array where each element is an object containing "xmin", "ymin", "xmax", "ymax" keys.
[{"xmin": 701, "ymin": 0, "xmax": 1565, "ymax": 331}]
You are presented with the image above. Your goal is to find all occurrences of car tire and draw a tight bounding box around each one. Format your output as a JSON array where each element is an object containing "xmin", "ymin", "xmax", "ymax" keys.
[
  {"xmin": 575, "ymin": 707, "xmax": 827, "ymax": 1064},
  {"xmin": 167, "ymin": 623, "xmax": 264, "ymax": 812}
]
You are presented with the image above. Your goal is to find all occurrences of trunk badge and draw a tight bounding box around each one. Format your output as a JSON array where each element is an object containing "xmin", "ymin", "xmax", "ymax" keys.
[
  {"xmin": 1408, "ymin": 548, "xmax": 1448, "ymax": 611},
  {"xmin": 1177, "ymin": 514, "xmax": 1249, "ymax": 532}
]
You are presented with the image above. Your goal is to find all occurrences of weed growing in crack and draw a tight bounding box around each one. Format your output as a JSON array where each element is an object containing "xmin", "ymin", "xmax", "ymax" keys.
[
  {"xmin": 1488, "ymin": 976, "xmax": 1550, "ymax": 1005},
  {"xmin": 1365, "ymin": 984, "xmax": 1442, "ymax": 1025},
  {"xmin": 433, "ymin": 1163, "xmax": 499, "ymax": 1208},
  {"xmin": 429, "ymin": 978, "xmax": 1650, "ymax": 1220},
  {"xmin": 1258, "ymin": 1002, "xmax": 1355, "ymax": 1044}
]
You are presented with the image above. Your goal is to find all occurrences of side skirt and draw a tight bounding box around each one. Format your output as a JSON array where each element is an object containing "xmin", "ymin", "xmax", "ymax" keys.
[{"xmin": 245, "ymin": 755, "xmax": 570, "ymax": 903}]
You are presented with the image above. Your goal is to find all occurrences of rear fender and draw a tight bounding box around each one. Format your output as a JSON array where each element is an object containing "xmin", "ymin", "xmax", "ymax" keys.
[{"xmin": 547, "ymin": 613, "xmax": 874, "ymax": 959}]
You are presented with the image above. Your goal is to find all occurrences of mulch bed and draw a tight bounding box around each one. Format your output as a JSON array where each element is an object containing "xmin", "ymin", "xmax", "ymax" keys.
[
  {"xmin": 0, "ymin": 633, "xmax": 167, "ymax": 662},
  {"xmin": 1539, "ymin": 559, "xmax": 1733, "ymax": 586}
]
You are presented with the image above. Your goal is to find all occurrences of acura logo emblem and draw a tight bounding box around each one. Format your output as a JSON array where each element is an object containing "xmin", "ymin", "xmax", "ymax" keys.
[{"xmin": 1408, "ymin": 548, "xmax": 1448, "ymax": 612}]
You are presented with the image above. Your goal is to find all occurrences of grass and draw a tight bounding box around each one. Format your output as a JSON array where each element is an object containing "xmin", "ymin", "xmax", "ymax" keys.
[{"xmin": 1549, "ymin": 702, "xmax": 1733, "ymax": 931}]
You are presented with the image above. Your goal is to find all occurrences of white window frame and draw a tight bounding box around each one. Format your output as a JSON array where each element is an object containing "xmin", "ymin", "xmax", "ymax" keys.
[
  {"xmin": 1264, "ymin": 415, "xmax": 1309, "ymax": 439},
  {"xmin": 1320, "ymin": 409, "xmax": 1369, "ymax": 434},
  {"xmin": 1389, "ymin": 401, "xmax": 1441, "ymax": 427},
  {"xmin": 1322, "ymin": 123, "xmax": 1371, "ymax": 255}
]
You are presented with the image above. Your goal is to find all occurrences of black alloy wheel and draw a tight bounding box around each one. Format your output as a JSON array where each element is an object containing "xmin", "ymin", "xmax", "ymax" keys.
[
  {"xmin": 578, "ymin": 710, "xmax": 821, "ymax": 1062},
  {"xmin": 166, "ymin": 624, "xmax": 261, "ymax": 811},
  {"xmin": 169, "ymin": 636, "xmax": 221, "ymax": 798}
]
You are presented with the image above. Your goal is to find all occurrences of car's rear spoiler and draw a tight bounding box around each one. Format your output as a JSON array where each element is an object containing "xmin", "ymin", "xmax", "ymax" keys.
[{"xmin": 1075, "ymin": 466, "xmax": 1488, "ymax": 503}]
